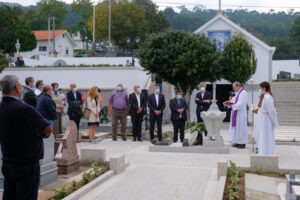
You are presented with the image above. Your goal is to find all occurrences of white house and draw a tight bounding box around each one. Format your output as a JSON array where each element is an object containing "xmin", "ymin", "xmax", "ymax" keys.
[
  {"xmin": 21, "ymin": 30, "xmax": 76, "ymax": 58},
  {"xmin": 71, "ymin": 31, "xmax": 85, "ymax": 50}
]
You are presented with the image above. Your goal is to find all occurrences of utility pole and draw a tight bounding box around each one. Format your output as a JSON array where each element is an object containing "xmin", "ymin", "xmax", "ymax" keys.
[
  {"xmin": 217, "ymin": 0, "xmax": 222, "ymax": 14},
  {"xmin": 52, "ymin": 16, "xmax": 57, "ymax": 57},
  {"xmin": 48, "ymin": 16, "xmax": 51, "ymax": 55},
  {"xmin": 108, "ymin": 0, "xmax": 111, "ymax": 56}
]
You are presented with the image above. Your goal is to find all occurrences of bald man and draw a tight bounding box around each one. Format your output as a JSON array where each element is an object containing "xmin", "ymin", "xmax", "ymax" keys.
[
  {"xmin": 66, "ymin": 83, "xmax": 83, "ymax": 142},
  {"xmin": 129, "ymin": 85, "xmax": 146, "ymax": 141},
  {"xmin": 107, "ymin": 83, "xmax": 130, "ymax": 141}
]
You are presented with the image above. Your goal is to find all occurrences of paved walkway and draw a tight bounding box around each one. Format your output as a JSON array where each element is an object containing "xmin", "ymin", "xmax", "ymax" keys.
[{"xmin": 76, "ymin": 126, "xmax": 300, "ymax": 200}]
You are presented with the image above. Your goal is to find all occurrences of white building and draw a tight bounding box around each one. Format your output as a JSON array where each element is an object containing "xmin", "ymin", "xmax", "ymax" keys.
[
  {"xmin": 21, "ymin": 30, "xmax": 75, "ymax": 58},
  {"xmin": 71, "ymin": 31, "xmax": 85, "ymax": 50}
]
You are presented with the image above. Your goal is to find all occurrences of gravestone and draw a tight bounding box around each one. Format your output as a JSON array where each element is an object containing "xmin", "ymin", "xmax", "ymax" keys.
[
  {"xmin": 151, "ymin": 138, "xmax": 172, "ymax": 146},
  {"xmin": 39, "ymin": 132, "xmax": 58, "ymax": 186},
  {"xmin": 55, "ymin": 121, "xmax": 80, "ymax": 175},
  {"xmin": 286, "ymin": 172, "xmax": 300, "ymax": 194}
]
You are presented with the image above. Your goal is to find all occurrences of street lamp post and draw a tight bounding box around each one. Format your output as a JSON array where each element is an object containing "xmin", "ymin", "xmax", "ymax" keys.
[{"xmin": 126, "ymin": 37, "xmax": 140, "ymax": 66}]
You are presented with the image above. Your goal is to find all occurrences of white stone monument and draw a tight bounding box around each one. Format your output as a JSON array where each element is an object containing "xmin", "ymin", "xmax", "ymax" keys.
[{"xmin": 201, "ymin": 82, "xmax": 228, "ymax": 153}]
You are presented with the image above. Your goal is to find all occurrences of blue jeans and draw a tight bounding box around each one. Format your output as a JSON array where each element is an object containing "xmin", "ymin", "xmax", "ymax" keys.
[{"xmin": 2, "ymin": 161, "xmax": 40, "ymax": 200}]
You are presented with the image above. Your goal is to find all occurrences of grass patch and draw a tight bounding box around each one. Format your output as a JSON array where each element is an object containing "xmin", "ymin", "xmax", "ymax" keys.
[
  {"xmin": 48, "ymin": 162, "xmax": 109, "ymax": 200},
  {"xmin": 223, "ymin": 161, "xmax": 245, "ymax": 200}
]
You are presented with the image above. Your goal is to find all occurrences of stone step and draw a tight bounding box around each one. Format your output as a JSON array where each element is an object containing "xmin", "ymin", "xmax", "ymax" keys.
[{"xmin": 278, "ymin": 121, "xmax": 300, "ymax": 126}]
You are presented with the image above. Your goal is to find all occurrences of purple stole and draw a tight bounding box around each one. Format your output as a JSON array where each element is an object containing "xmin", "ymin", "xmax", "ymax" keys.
[{"xmin": 232, "ymin": 88, "xmax": 244, "ymax": 127}]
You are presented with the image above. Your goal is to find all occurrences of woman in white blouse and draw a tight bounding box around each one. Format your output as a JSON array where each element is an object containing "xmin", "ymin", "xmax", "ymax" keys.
[
  {"xmin": 87, "ymin": 86, "xmax": 101, "ymax": 143},
  {"xmin": 257, "ymin": 81, "xmax": 279, "ymax": 156}
]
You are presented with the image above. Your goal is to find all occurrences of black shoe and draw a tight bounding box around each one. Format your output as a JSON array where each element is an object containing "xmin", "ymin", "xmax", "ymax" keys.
[
  {"xmin": 180, "ymin": 139, "xmax": 184, "ymax": 143},
  {"xmin": 122, "ymin": 138, "xmax": 127, "ymax": 141},
  {"xmin": 133, "ymin": 138, "xmax": 137, "ymax": 142},
  {"xmin": 205, "ymin": 131, "xmax": 208, "ymax": 137},
  {"xmin": 158, "ymin": 138, "xmax": 162, "ymax": 142},
  {"xmin": 113, "ymin": 138, "xmax": 117, "ymax": 141},
  {"xmin": 237, "ymin": 144, "xmax": 246, "ymax": 149},
  {"xmin": 138, "ymin": 138, "xmax": 142, "ymax": 142},
  {"xmin": 232, "ymin": 143, "xmax": 238, "ymax": 147}
]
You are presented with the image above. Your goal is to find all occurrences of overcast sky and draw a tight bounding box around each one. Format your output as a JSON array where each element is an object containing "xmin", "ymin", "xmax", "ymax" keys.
[{"xmin": 2, "ymin": 0, "xmax": 300, "ymax": 13}]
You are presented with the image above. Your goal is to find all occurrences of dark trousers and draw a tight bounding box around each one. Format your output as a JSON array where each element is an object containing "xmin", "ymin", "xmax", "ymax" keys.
[
  {"xmin": 131, "ymin": 113, "xmax": 143, "ymax": 139},
  {"xmin": 172, "ymin": 119, "xmax": 185, "ymax": 141},
  {"xmin": 111, "ymin": 108, "xmax": 127, "ymax": 139},
  {"xmin": 197, "ymin": 112, "xmax": 207, "ymax": 136},
  {"xmin": 150, "ymin": 114, "xmax": 162, "ymax": 140},
  {"xmin": 2, "ymin": 162, "xmax": 40, "ymax": 200}
]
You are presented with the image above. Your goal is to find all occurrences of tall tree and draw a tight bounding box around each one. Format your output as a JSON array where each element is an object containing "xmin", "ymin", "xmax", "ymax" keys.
[
  {"xmin": 0, "ymin": 5, "xmax": 36, "ymax": 53},
  {"xmin": 38, "ymin": 0, "xmax": 68, "ymax": 29},
  {"xmin": 221, "ymin": 34, "xmax": 257, "ymax": 85},
  {"xmin": 133, "ymin": 0, "xmax": 169, "ymax": 33},
  {"xmin": 0, "ymin": 50, "xmax": 9, "ymax": 73},
  {"xmin": 139, "ymin": 31, "xmax": 222, "ymax": 122},
  {"xmin": 70, "ymin": 0, "xmax": 93, "ymax": 42},
  {"xmin": 289, "ymin": 17, "xmax": 300, "ymax": 58},
  {"xmin": 89, "ymin": 0, "xmax": 148, "ymax": 48}
]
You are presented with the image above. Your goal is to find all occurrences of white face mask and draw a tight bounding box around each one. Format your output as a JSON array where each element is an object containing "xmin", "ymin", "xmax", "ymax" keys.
[
  {"xmin": 73, "ymin": 88, "xmax": 77, "ymax": 92},
  {"xmin": 200, "ymin": 87, "xmax": 205, "ymax": 92}
]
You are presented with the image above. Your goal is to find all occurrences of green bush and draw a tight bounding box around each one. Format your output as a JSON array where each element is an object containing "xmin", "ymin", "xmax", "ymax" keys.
[
  {"xmin": 226, "ymin": 161, "xmax": 243, "ymax": 200},
  {"xmin": 254, "ymin": 167, "xmax": 264, "ymax": 175},
  {"xmin": 82, "ymin": 170, "xmax": 93, "ymax": 184},
  {"xmin": 51, "ymin": 186, "xmax": 72, "ymax": 200}
]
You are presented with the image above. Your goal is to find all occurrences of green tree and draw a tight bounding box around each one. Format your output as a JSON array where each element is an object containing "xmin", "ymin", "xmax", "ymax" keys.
[
  {"xmin": 0, "ymin": 5, "xmax": 37, "ymax": 53},
  {"xmin": 0, "ymin": 50, "xmax": 9, "ymax": 73},
  {"xmin": 21, "ymin": 8, "xmax": 46, "ymax": 30},
  {"xmin": 38, "ymin": 0, "xmax": 68, "ymax": 29},
  {"xmin": 89, "ymin": 0, "xmax": 148, "ymax": 48},
  {"xmin": 133, "ymin": 0, "xmax": 169, "ymax": 33},
  {"xmin": 70, "ymin": 0, "xmax": 93, "ymax": 43},
  {"xmin": 71, "ymin": 0, "xmax": 93, "ymax": 21},
  {"xmin": 139, "ymin": 31, "xmax": 222, "ymax": 122},
  {"xmin": 221, "ymin": 34, "xmax": 257, "ymax": 85},
  {"xmin": 268, "ymin": 37, "xmax": 298, "ymax": 59},
  {"xmin": 289, "ymin": 17, "xmax": 300, "ymax": 58}
]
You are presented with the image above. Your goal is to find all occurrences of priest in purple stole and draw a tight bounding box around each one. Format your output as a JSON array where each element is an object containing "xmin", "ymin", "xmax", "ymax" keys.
[{"xmin": 225, "ymin": 81, "xmax": 248, "ymax": 149}]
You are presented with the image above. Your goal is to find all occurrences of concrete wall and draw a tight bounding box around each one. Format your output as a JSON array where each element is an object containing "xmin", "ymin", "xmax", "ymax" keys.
[
  {"xmin": 272, "ymin": 60, "xmax": 300, "ymax": 79},
  {"xmin": 0, "ymin": 67, "xmax": 151, "ymax": 95}
]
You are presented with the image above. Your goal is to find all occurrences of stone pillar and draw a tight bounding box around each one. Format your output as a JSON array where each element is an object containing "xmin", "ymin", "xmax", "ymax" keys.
[{"xmin": 39, "ymin": 133, "xmax": 58, "ymax": 186}]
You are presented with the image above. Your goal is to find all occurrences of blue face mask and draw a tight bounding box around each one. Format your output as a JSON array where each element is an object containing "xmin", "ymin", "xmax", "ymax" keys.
[
  {"xmin": 51, "ymin": 91, "xmax": 54, "ymax": 96},
  {"xmin": 258, "ymin": 89, "xmax": 262, "ymax": 97},
  {"xmin": 177, "ymin": 95, "xmax": 182, "ymax": 99},
  {"xmin": 32, "ymin": 83, "xmax": 36, "ymax": 90},
  {"xmin": 55, "ymin": 88, "xmax": 59, "ymax": 92},
  {"xmin": 137, "ymin": 88, "xmax": 141, "ymax": 93},
  {"xmin": 155, "ymin": 88, "xmax": 160, "ymax": 93},
  {"xmin": 117, "ymin": 86, "xmax": 123, "ymax": 91}
]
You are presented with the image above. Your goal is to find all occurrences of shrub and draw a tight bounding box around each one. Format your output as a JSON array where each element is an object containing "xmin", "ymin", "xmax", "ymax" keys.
[{"xmin": 254, "ymin": 167, "xmax": 264, "ymax": 175}]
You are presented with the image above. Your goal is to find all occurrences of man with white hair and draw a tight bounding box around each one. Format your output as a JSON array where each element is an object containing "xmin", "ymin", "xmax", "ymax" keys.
[
  {"xmin": 224, "ymin": 81, "xmax": 248, "ymax": 149},
  {"xmin": 0, "ymin": 75, "xmax": 52, "ymax": 199}
]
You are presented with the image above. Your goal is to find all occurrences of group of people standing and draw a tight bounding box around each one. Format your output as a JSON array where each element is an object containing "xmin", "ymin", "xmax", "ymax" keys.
[{"xmin": 224, "ymin": 81, "xmax": 279, "ymax": 155}]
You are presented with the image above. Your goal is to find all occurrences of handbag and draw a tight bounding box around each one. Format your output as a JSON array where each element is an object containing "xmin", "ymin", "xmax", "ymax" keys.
[{"xmin": 83, "ymin": 99, "xmax": 91, "ymax": 119}]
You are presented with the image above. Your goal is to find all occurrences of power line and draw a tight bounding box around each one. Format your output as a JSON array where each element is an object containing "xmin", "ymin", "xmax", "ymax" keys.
[{"xmin": 154, "ymin": 1, "xmax": 300, "ymax": 9}]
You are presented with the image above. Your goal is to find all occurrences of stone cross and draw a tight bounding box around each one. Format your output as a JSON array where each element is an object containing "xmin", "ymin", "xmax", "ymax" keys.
[{"xmin": 15, "ymin": 39, "xmax": 20, "ymax": 56}]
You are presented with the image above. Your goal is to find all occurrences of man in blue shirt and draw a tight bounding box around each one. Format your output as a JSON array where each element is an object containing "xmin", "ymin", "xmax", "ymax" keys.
[{"xmin": 0, "ymin": 75, "xmax": 52, "ymax": 200}]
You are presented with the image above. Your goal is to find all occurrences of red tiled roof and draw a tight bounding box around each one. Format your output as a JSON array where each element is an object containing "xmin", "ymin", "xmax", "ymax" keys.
[{"xmin": 33, "ymin": 30, "xmax": 66, "ymax": 40}]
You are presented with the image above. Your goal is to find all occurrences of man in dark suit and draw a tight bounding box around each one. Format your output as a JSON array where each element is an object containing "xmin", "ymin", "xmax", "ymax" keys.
[
  {"xmin": 148, "ymin": 85, "xmax": 166, "ymax": 141},
  {"xmin": 0, "ymin": 75, "xmax": 52, "ymax": 200},
  {"xmin": 195, "ymin": 83, "xmax": 211, "ymax": 136},
  {"xmin": 129, "ymin": 85, "xmax": 146, "ymax": 141},
  {"xmin": 169, "ymin": 91, "xmax": 188, "ymax": 142},
  {"xmin": 23, "ymin": 76, "xmax": 37, "ymax": 108},
  {"xmin": 66, "ymin": 83, "xmax": 83, "ymax": 141}
]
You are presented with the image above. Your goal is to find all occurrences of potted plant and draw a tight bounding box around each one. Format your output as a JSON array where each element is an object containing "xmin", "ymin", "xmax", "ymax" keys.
[{"xmin": 189, "ymin": 122, "xmax": 206, "ymax": 145}]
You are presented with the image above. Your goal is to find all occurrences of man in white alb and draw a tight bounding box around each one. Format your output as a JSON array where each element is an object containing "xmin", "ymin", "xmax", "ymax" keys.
[{"xmin": 224, "ymin": 81, "xmax": 248, "ymax": 149}]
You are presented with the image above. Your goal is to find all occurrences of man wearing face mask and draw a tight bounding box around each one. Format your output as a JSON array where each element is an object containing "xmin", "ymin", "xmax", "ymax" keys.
[
  {"xmin": 195, "ymin": 83, "xmax": 211, "ymax": 136},
  {"xmin": 107, "ymin": 83, "xmax": 130, "ymax": 141},
  {"xmin": 148, "ymin": 85, "xmax": 166, "ymax": 142},
  {"xmin": 129, "ymin": 85, "xmax": 146, "ymax": 141},
  {"xmin": 224, "ymin": 81, "xmax": 248, "ymax": 149},
  {"xmin": 0, "ymin": 75, "xmax": 52, "ymax": 200},
  {"xmin": 23, "ymin": 76, "xmax": 37, "ymax": 108},
  {"xmin": 36, "ymin": 85, "xmax": 57, "ymax": 129},
  {"xmin": 169, "ymin": 91, "xmax": 188, "ymax": 142},
  {"xmin": 67, "ymin": 83, "xmax": 83, "ymax": 141}
]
